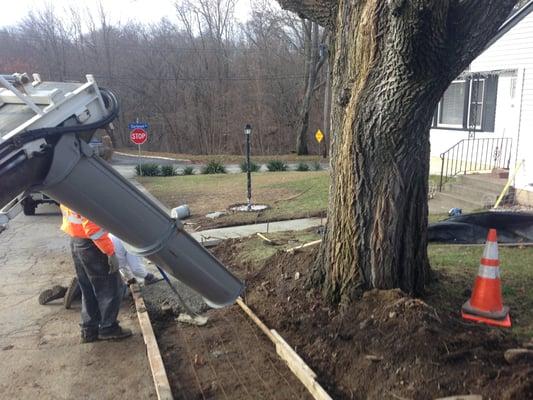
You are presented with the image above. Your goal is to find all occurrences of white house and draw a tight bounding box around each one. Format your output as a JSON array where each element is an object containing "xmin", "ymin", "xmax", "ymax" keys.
[{"xmin": 430, "ymin": 1, "xmax": 533, "ymax": 205}]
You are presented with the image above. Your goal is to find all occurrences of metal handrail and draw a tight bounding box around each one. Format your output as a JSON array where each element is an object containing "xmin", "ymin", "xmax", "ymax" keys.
[{"xmin": 438, "ymin": 137, "xmax": 512, "ymax": 191}]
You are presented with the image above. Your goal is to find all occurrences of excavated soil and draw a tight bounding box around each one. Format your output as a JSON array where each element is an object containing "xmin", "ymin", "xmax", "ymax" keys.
[{"xmin": 154, "ymin": 239, "xmax": 533, "ymax": 399}]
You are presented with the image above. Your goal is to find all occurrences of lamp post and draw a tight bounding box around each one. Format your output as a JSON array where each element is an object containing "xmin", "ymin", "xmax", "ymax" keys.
[{"xmin": 244, "ymin": 124, "xmax": 252, "ymax": 210}]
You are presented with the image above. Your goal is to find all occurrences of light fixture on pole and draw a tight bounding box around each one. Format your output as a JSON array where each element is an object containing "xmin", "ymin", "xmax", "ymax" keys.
[{"xmin": 244, "ymin": 124, "xmax": 252, "ymax": 211}]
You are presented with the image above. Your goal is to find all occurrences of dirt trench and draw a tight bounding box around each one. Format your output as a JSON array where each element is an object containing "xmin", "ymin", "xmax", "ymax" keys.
[{"xmin": 150, "ymin": 239, "xmax": 533, "ymax": 400}]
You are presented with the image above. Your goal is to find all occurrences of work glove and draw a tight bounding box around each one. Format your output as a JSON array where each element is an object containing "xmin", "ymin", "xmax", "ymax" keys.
[
  {"xmin": 108, "ymin": 254, "xmax": 120, "ymax": 273},
  {"xmin": 119, "ymin": 268, "xmax": 137, "ymax": 286}
]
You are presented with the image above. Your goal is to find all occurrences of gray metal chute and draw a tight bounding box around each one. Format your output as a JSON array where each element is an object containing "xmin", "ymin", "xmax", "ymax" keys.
[{"xmin": 40, "ymin": 134, "xmax": 244, "ymax": 307}]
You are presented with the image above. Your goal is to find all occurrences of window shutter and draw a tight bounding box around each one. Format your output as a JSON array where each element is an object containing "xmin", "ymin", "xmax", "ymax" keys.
[{"xmin": 482, "ymin": 75, "xmax": 498, "ymax": 132}]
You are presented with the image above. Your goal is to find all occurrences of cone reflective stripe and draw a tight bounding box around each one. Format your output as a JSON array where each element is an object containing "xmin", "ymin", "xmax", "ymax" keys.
[{"xmin": 461, "ymin": 229, "xmax": 511, "ymax": 328}]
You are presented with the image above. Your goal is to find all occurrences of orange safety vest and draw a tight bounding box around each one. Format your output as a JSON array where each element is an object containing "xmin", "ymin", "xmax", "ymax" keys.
[{"xmin": 60, "ymin": 205, "xmax": 115, "ymax": 256}]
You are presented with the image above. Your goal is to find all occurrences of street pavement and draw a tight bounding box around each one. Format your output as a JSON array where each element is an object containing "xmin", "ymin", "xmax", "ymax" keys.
[{"xmin": 0, "ymin": 205, "xmax": 156, "ymax": 400}]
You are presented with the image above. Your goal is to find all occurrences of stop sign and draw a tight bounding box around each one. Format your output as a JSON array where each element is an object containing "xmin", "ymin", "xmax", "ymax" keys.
[{"xmin": 130, "ymin": 128, "xmax": 147, "ymax": 145}]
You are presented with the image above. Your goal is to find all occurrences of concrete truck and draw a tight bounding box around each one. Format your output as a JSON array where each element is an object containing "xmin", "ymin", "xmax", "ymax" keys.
[{"xmin": 0, "ymin": 73, "xmax": 243, "ymax": 308}]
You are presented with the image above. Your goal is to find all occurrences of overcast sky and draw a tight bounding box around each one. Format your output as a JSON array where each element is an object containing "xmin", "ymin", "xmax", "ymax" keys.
[{"xmin": 0, "ymin": 0, "xmax": 254, "ymax": 28}]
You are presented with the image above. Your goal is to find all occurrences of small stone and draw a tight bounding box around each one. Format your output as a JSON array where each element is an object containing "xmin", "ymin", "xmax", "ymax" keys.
[
  {"xmin": 389, "ymin": 311, "xmax": 397, "ymax": 319},
  {"xmin": 160, "ymin": 304, "xmax": 172, "ymax": 314},
  {"xmin": 194, "ymin": 354, "xmax": 205, "ymax": 366},
  {"xmin": 359, "ymin": 319, "xmax": 370, "ymax": 329},
  {"xmin": 294, "ymin": 272, "xmax": 301, "ymax": 280},
  {"xmin": 504, "ymin": 348, "xmax": 533, "ymax": 364},
  {"xmin": 205, "ymin": 211, "xmax": 226, "ymax": 219},
  {"xmin": 211, "ymin": 350, "xmax": 227, "ymax": 359},
  {"xmin": 365, "ymin": 355, "xmax": 383, "ymax": 362}
]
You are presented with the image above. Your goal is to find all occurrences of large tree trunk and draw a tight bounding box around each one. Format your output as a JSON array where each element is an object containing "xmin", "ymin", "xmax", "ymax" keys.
[{"xmin": 278, "ymin": 0, "xmax": 516, "ymax": 303}]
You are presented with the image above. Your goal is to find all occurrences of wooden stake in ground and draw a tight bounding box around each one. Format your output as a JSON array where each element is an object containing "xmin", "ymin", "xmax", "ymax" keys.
[
  {"xmin": 130, "ymin": 284, "xmax": 173, "ymax": 400},
  {"xmin": 286, "ymin": 239, "xmax": 322, "ymax": 253},
  {"xmin": 236, "ymin": 298, "xmax": 333, "ymax": 400}
]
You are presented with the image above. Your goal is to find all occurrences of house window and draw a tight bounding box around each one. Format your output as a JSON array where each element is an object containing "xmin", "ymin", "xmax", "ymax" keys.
[
  {"xmin": 434, "ymin": 75, "xmax": 497, "ymax": 132},
  {"xmin": 438, "ymin": 80, "xmax": 465, "ymax": 127},
  {"xmin": 468, "ymin": 79, "xmax": 485, "ymax": 129}
]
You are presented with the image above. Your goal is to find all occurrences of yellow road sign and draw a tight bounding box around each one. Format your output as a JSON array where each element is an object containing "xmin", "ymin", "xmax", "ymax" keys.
[{"xmin": 315, "ymin": 129, "xmax": 324, "ymax": 143}]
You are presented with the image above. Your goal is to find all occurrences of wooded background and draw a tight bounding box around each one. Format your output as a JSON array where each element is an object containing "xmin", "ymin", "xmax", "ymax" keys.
[{"xmin": 0, "ymin": 0, "xmax": 329, "ymax": 155}]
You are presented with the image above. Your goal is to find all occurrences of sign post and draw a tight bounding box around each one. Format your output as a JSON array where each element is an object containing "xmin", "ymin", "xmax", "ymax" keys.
[
  {"xmin": 315, "ymin": 129, "xmax": 324, "ymax": 158},
  {"xmin": 129, "ymin": 121, "xmax": 149, "ymax": 176}
]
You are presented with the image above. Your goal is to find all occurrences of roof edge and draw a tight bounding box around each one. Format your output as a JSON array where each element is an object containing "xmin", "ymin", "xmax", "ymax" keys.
[{"xmin": 485, "ymin": 1, "xmax": 533, "ymax": 49}]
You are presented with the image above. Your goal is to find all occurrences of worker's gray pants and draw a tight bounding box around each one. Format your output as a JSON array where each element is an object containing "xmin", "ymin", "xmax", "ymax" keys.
[{"xmin": 70, "ymin": 238, "xmax": 122, "ymax": 335}]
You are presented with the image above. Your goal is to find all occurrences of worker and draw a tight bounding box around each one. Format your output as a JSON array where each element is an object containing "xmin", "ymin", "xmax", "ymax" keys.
[
  {"xmin": 60, "ymin": 204, "xmax": 132, "ymax": 343},
  {"xmin": 109, "ymin": 233, "xmax": 160, "ymax": 285}
]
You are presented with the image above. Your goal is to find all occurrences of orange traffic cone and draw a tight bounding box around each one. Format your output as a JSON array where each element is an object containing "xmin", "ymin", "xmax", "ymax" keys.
[{"xmin": 461, "ymin": 228, "xmax": 511, "ymax": 328}]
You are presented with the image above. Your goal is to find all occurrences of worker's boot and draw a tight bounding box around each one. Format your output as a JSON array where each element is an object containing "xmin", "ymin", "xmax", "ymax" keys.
[
  {"xmin": 38, "ymin": 285, "xmax": 67, "ymax": 305},
  {"xmin": 80, "ymin": 329, "xmax": 98, "ymax": 344},
  {"xmin": 98, "ymin": 325, "xmax": 132, "ymax": 341},
  {"xmin": 63, "ymin": 276, "xmax": 81, "ymax": 309}
]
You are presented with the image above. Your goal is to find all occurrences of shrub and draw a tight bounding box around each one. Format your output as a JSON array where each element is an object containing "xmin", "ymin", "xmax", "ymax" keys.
[
  {"xmin": 312, "ymin": 161, "xmax": 322, "ymax": 171},
  {"xmin": 135, "ymin": 163, "xmax": 160, "ymax": 176},
  {"xmin": 160, "ymin": 165, "xmax": 177, "ymax": 176},
  {"xmin": 266, "ymin": 160, "xmax": 288, "ymax": 172},
  {"xmin": 182, "ymin": 166, "xmax": 195, "ymax": 175},
  {"xmin": 202, "ymin": 160, "xmax": 226, "ymax": 174},
  {"xmin": 240, "ymin": 160, "xmax": 261, "ymax": 173},
  {"xmin": 296, "ymin": 162, "xmax": 310, "ymax": 172}
]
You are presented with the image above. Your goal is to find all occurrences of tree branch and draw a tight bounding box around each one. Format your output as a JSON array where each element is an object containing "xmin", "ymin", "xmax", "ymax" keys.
[
  {"xmin": 277, "ymin": 0, "xmax": 338, "ymax": 27},
  {"xmin": 447, "ymin": 0, "xmax": 517, "ymax": 76}
]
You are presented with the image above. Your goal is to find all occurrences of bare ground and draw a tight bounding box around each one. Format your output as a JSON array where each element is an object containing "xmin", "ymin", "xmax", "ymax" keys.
[
  {"xmin": 0, "ymin": 207, "xmax": 156, "ymax": 399},
  {"xmin": 154, "ymin": 237, "xmax": 532, "ymax": 400}
]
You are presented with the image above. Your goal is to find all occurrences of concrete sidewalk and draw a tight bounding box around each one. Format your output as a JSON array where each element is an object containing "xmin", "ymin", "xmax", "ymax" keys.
[
  {"xmin": 191, "ymin": 217, "xmax": 324, "ymax": 246},
  {"xmin": 0, "ymin": 206, "xmax": 155, "ymax": 399}
]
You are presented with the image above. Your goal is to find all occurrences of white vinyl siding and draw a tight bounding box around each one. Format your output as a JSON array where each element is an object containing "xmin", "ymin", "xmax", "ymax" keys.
[
  {"xmin": 470, "ymin": 10, "xmax": 533, "ymax": 192},
  {"xmin": 430, "ymin": 9, "xmax": 533, "ymax": 194}
]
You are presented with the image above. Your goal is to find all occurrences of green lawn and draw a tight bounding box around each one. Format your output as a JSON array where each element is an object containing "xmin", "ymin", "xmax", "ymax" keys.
[
  {"xmin": 139, "ymin": 171, "xmax": 329, "ymax": 227},
  {"xmin": 428, "ymin": 244, "xmax": 533, "ymax": 338},
  {"xmin": 219, "ymin": 233, "xmax": 533, "ymax": 339},
  {"xmin": 139, "ymin": 171, "xmax": 453, "ymax": 227}
]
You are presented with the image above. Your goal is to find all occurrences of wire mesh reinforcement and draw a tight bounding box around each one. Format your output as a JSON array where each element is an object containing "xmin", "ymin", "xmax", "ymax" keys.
[{"xmin": 163, "ymin": 305, "xmax": 312, "ymax": 400}]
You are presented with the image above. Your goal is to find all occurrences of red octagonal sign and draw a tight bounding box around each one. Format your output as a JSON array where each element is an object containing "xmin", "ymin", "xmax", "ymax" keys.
[{"xmin": 130, "ymin": 128, "xmax": 147, "ymax": 145}]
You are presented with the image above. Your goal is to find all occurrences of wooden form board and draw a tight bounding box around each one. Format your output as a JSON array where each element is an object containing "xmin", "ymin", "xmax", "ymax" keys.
[
  {"xmin": 130, "ymin": 284, "xmax": 173, "ymax": 400},
  {"xmin": 236, "ymin": 298, "xmax": 333, "ymax": 400}
]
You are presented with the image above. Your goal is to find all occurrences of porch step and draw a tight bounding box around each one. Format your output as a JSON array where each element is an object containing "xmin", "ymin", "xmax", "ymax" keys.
[
  {"xmin": 430, "ymin": 173, "xmax": 509, "ymax": 215},
  {"xmin": 456, "ymin": 174, "xmax": 507, "ymax": 194}
]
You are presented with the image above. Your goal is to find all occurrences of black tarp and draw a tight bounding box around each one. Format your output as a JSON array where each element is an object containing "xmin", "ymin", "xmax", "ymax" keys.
[{"xmin": 428, "ymin": 211, "xmax": 533, "ymax": 244}]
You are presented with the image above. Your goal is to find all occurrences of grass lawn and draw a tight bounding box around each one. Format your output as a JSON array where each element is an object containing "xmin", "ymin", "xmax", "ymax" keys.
[
  {"xmin": 428, "ymin": 244, "xmax": 533, "ymax": 338},
  {"xmin": 140, "ymin": 171, "xmax": 449, "ymax": 227},
  {"xmin": 138, "ymin": 171, "xmax": 329, "ymax": 227},
  {"xmin": 118, "ymin": 148, "xmax": 324, "ymax": 164},
  {"xmin": 220, "ymin": 231, "xmax": 533, "ymax": 339}
]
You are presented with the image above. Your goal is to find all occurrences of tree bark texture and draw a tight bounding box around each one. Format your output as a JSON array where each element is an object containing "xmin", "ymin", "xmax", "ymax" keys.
[{"xmin": 278, "ymin": 0, "xmax": 517, "ymax": 303}]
